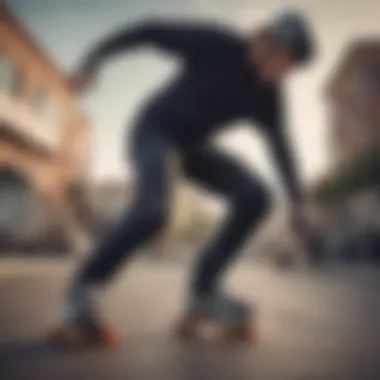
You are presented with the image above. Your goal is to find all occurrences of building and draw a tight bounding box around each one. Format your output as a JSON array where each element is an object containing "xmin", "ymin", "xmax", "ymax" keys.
[
  {"xmin": 326, "ymin": 39, "xmax": 380, "ymax": 165},
  {"xmin": 90, "ymin": 179, "xmax": 133, "ymax": 230},
  {"xmin": 313, "ymin": 39, "xmax": 380, "ymax": 263},
  {"xmin": 0, "ymin": 5, "xmax": 91, "ymax": 251}
]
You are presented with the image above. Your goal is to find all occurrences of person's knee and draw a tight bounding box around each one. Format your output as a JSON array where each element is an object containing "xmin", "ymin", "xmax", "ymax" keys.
[
  {"xmin": 235, "ymin": 183, "xmax": 272, "ymax": 218},
  {"xmin": 139, "ymin": 202, "xmax": 169, "ymax": 233}
]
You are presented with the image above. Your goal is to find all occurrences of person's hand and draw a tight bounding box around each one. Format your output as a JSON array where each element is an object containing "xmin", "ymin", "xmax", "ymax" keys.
[
  {"xmin": 69, "ymin": 67, "xmax": 97, "ymax": 94},
  {"xmin": 289, "ymin": 202, "xmax": 312, "ymax": 246},
  {"xmin": 289, "ymin": 202, "xmax": 324, "ymax": 264}
]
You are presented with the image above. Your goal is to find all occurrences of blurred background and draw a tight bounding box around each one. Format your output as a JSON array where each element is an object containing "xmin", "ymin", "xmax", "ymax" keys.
[
  {"xmin": 1, "ymin": 1, "xmax": 380, "ymax": 379},
  {"xmin": 1, "ymin": 0, "xmax": 380, "ymax": 268}
]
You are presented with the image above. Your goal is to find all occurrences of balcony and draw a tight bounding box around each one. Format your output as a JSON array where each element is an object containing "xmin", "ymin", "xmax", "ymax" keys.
[{"xmin": 0, "ymin": 92, "xmax": 60, "ymax": 150}]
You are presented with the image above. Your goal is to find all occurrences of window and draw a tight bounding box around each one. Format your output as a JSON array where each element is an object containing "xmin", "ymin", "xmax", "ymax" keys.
[
  {"xmin": 368, "ymin": 67, "xmax": 380, "ymax": 97},
  {"xmin": 0, "ymin": 168, "xmax": 32, "ymax": 233},
  {"xmin": 29, "ymin": 86, "xmax": 47, "ymax": 111},
  {"xmin": 28, "ymin": 86, "xmax": 61, "ymax": 145},
  {"xmin": 29, "ymin": 86, "xmax": 60, "ymax": 126},
  {"xmin": 43, "ymin": 97, "xmax": 60, "ymax": 125},
  {"xmin": 0, "ymin": 54, "xmax": 21, "ymax": 96}
]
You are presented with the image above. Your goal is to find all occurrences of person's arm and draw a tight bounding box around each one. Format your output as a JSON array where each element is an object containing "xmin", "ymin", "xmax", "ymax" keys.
[
  {"xmin": 266, "ymin": 124, "xmax": 302, "ymax": 204},
  {"xmin": 257, "ymin": 87, "xmax": 302, "ymax": 204},
  {"xmin": 257, "ymin": 89, "xmax": 317, "ymax": 249},
  {"xmin": 80, "ymin": 19, "xmax": 236, "ymax": 72}
]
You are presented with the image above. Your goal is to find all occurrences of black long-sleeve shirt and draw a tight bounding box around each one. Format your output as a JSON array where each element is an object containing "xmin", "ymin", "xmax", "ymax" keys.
[{"xmin": 81, "ymin": 20, "xmax": 302, "ymax": 202}]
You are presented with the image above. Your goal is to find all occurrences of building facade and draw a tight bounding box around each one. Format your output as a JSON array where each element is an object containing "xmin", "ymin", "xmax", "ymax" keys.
[
  {"xmin": 316, "ymin": 39, "xmax": 380, "ymax": 263},
  {"xmin": 327, "ymin": 39, "xmax": 380, "ymax": 165},
  {"xmin": 0, "ymin": 5, "xmax": 91, "ymax": 251}
]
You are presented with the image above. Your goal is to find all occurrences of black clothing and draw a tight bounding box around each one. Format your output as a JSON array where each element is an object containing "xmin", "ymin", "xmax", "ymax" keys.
[
  {"xmin": 79, "ymin": 125, "xmax": 270, "ymax": 296},
  {"xmin": 77, "ymin": 20, "xmax": 302, "ymax": 292},
  {"xmin": 83, "ymin": 20, "xmax": 301, "ymax": 201}
]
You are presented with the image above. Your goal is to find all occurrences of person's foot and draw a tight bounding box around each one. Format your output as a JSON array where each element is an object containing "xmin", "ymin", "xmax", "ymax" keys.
[
  {"xmin": 185, "ymin": 291, "xmax": 253, "ymax": 325},
  {"xmin": 174, "ymin": 291, "xmax": 258, "ymax": 343},
  {"xmin": 62, "ymin": 282, "xmax": 101, "ymax": 327},
  {"xmin": 46, "ymin": 283, "xmax": 120, "ymax": 349}
]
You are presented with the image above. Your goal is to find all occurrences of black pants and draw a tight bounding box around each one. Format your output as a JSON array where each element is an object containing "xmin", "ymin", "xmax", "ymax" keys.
[{"xmin": 77, "ymin": 123, "xmax": 271, "ymax": 296}]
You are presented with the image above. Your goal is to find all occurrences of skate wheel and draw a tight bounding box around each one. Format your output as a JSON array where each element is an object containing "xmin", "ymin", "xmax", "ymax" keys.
[
  {"xmin": 218, "ymin": 323, "xmax": 259, "ymax": 344},
  {"xmin": 237, "ymin": 324, "xmax": 260, "ymax": 343},
  {"xmin": 98, "ymin": 327, "xmax": 121, "ymax": 349},
  {"xmin": 173, "ymin": 318, "xmax": 199, "ymax": 340},
  {"xmin": 45, "ymin": 325, "xmax": 121, "ymax": 350},
  {"xmin": 46, "ymin": 327, "xmax": 87, "ymax": 349}
]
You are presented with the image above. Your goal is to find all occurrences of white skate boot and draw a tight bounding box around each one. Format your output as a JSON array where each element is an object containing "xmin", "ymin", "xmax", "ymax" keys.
[
  {"xmin": 174, "ymin": 291, "xmax": 259, "ymax": 343},
  {"xmin": 46, "ymin": 284, "xmax": 120, "ymax": 350}
]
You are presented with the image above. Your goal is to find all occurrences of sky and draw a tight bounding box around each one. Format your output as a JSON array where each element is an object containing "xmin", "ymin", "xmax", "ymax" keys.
[{"xmin": 8, "ymin": 0, "xmax": 380, "ymax": 191}]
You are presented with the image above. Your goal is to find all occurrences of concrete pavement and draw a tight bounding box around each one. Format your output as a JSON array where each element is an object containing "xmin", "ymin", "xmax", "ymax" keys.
[{"xmin": 0, "ymin": 259, "xmax": 380, "ymax": 380}]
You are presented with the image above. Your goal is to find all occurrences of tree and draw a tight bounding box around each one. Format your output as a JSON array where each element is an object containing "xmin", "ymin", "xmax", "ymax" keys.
[{"xmin": 309, "ymin": 151, "xmax": 380, "ymax": 202}]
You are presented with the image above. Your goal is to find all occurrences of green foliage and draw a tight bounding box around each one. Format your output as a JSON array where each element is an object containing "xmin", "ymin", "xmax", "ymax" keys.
[
  {"xmin": 175, "ymin": 210, "xmax": 216, "ymax": 244},
  {"xmin": 310, "ymin": 152, "xmax": 380, "ymax": 202}
]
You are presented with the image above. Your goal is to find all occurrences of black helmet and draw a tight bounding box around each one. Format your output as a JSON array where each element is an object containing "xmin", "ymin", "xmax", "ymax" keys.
[{"xmin": 270, "ymin": 11, "xmax": 315, "ymax": 65}]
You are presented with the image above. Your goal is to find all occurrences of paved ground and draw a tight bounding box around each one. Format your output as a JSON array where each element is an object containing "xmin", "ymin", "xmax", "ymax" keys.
[{"xmin": 0, "ymin": 259, "xmax": 380, "ymax": 380}]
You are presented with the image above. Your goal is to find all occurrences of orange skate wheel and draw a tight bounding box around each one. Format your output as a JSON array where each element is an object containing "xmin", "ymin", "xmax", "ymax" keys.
[
  {"xmin": 46, "ymin": 326, "xmax": 87, "ymax": 349},
  {"xmin": 174, "ymin": 317, "xmax": 199, "ymax": 340},
  {"xmin": 98, "ymin": 327, "xmax": 121, "ymax": 350},
  {"xmin": 46, "ymin": 325, "xmax": 121, "ymax": 350},
  {"xmin": 217, "ymin": 324, "xmax": 238, "ymax": 344},
  {"xmin": 236, "ymin": 323, "xmax": 259, "ymax": 343},
  {"xmin": 218, "ymin": 322, "xmax": 259, "ymax": 344},
  {"xmin": 247, "ymin": 323, "xmax": 260, "ymax": 343}
]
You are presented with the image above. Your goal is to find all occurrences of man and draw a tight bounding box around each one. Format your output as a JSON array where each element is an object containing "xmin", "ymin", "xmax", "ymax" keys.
[{"xmin": 52, "ymin": 10, "xmax": 315, "ymax": 346}]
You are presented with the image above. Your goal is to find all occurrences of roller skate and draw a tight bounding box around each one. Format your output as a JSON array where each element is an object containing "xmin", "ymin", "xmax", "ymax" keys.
[
  {"xmin": 174, "ymin": 292, "xmax": 258, "ymax": 344},
  {"xmin": 46, "ymin": 284, "xmax": 120, "ymax": 350}
]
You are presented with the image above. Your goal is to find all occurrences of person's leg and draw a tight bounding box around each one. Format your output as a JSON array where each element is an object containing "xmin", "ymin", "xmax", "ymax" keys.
[
  {"xmin": 183, "ymin": 146, "xmax": 271, "ymax": 297},
  {"xmin": 60, "ymin": 128, "xmax": 174, "ymax": 330},
  {"xmin": 76, "ymin": 130, "xmax": 173, "ymax": 286}
]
